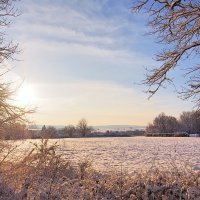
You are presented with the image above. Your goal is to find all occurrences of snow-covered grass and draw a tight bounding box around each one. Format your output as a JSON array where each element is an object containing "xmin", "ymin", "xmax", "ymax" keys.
[
  {"xmin": 12, "ymin": 137, "xmax": 200, "ymax": 173},
  {"xmin": 0, "ymin": 137, "xmax": 200, "ymax": 199}
]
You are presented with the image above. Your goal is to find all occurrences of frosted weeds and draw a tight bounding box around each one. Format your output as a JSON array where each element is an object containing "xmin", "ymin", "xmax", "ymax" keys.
[
  {"xmin": 1, "ymin": 137, "xmax": 200, "ymax": 199},
  {"xmin": 15, "ymin": 137, "xmax": 200, "ymax": 173}
]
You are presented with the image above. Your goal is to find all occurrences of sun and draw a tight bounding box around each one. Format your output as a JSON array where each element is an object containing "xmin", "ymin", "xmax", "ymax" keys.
[{"xmin": 16, "ymin": 83, "xmax": 37, "ymax": 106}]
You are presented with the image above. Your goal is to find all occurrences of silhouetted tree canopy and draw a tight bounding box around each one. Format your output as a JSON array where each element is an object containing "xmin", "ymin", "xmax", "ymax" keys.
[
  {"xmin": 179, "ymin": 111, "xmax": 200, "ymax": 134},
  {"xmin": 146, "ymin": 112, "xmax": 179, "ymax": 133}
]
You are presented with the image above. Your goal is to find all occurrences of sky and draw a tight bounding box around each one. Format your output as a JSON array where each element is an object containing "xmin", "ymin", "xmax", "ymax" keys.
[{"xmin": 6, "ymin": 0, "xmax": 193, "ymax": 126}]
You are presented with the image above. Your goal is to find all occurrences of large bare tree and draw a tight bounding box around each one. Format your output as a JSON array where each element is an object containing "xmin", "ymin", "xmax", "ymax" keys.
[
  {"xmin": 132, "ymin": 0, "xmax": 200, "ymax": 109},
  {"xmin": 77, "ymin": 119, "xmax": 93, "ymax": 137},
  {"xmin": 146, "ymin": 112, "xmax": 179, "ymax": 133},
  {"xmin": 0, "ymin": 0, "xmax": 34, "ymax": 134}
]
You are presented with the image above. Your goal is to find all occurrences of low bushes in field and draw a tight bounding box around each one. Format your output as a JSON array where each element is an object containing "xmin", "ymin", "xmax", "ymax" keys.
[{"xmin": 0, "ymin": 139, "xmax": 199, "ymax": 199}]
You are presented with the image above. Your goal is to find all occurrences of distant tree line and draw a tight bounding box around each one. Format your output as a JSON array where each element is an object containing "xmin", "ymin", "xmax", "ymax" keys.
[
  {"xmin": 94, "ymin": 130, "xmax": 144, "ymax": 137},
  {"xmin": 0, "ymin": 123, "xmax": 29, "ymax": 140},
  {"xmin": 0, "ymin": 118, "xmax": 145, "ymax": 140},
  {"xmin": 2, "ymin": 111, "xmax": 199, "ymax": 140},
  {"xmin": 0, "ymin": 118, "xmax": 93, "ymax": 140},
  {"xmin": 36, "ymin": 118, "xmax": 93, "ymax": 139},
  {"xmin": 146, "ymin": 111, "xmax": 200, "ymax": 135}
]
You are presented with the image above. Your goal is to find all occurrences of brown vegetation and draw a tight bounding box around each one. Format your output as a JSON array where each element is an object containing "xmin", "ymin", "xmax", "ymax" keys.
[{"xmin": 0, "ymin": 139, "xmax": 200, "ymax": 199}]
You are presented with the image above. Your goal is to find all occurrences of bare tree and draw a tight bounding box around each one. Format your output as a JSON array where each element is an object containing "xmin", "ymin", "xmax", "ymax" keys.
[
  {"xmin": 0, "ymin": 83, "xmax": 34, "ymax": 132},
  {"xmin": 77, "ymin": 119, "xmax": 93, "ymax": 137},
  {"xmin": 41, "ymin": 125, "xmax": 57, "ymax": 139},
  {"xmin": 132, "ymin": 0, "xmax": 200, "ymax": 109},
  {"xmin": 1, "ymin": 122, "xmax": 28, "ymax": 139},
  {"xmin": 63, "ymin": 125, "xmax": 76, "ymax": 137},
  {"xmin": 179, "ymin": 111, "xmax": 193, "ymax": 133},
  {"xmin": 0, "ymin": 0, "xmax": 34, "ymax": 135},
  {"xmin": 46, "ymin": 126, "xmax": 57, "ymax": 138},
  {"xmin": 179, "ymin": 111, "xmax": 200, "ymax": 134},
  {"xmin": 146, "ymin": 112, "xmax": 179, "ymax": 133}
]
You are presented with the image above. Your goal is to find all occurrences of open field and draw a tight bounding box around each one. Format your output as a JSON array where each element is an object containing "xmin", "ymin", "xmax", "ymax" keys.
[
  {"xmin": 15, "ymin": 136, "xmax": 200, "ymax": 173},
  {"xmin": 1, "ymin": 137, "xmax": 200, "ymax": 199}
]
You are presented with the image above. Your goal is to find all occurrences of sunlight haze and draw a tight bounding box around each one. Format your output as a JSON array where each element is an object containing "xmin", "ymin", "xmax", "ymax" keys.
[{"xmin": 9, "ymin": 0, "xmax": 193, "ymax": 126}]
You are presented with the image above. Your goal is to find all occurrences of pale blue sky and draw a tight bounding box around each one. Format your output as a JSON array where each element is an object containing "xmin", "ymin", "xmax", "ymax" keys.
[{"xmin": 8, "ymin": 0, "xmax": 193, "ymax": 125}]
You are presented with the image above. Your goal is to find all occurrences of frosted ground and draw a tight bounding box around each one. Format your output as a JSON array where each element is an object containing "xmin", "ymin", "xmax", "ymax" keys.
[{"xmin": 16, "ymin": 137, "xmax": 200, "ymax": 174}]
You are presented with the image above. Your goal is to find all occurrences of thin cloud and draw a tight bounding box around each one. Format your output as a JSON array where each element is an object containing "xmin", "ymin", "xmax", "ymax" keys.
[
  {"xmin": 9, "ymin": 0, "xmax": 193, "ymax": 125},
  {"xmin": 14, "ymin": 1, "xmax": 149, "ymax": 53}
]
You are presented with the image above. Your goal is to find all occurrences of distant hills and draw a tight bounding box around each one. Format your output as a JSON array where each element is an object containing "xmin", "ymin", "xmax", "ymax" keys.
[
  {"xmin": 29, "ymin": 124, "xmax": 146, "ymax": 131},
  {"xmin": 93, "ymin": 125, "xmax": 145, "ymax": 132}
]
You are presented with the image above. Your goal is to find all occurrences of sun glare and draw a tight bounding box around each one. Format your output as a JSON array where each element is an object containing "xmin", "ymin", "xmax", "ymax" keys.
[{"xmin": 16, "ymin": 84, "xmax": 37, "ymax": 106}]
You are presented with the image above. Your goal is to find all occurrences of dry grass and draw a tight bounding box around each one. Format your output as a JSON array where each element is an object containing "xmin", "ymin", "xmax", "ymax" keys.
[{"xmin": 0, "ymin": 139, "xmax": 199, "ymax": 199}]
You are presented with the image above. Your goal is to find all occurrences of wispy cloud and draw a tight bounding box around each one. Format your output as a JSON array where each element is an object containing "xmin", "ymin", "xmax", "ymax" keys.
[
  {"xmin": 9, "ymin": 0, "xmax": 193, "ymax": 125},
  {"xmin": 14, "ymin": 0, "xmax": 149, "ymax": 54}
]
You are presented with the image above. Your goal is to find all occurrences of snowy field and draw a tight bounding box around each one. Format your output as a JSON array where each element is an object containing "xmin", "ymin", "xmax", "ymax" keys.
[{"xmin": 15, "ymin": 137, "xmax": 200, "ymax": 174}]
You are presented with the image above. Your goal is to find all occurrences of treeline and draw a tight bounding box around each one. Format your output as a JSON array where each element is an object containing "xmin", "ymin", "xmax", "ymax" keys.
[
  {"xmin": 0, "ymin": 119, "xmax": 145, "ymax": 140},
  {"xmin": 146, "ymin": 111, "xmax": 200, "ymax": 135},
  {"xmin": 0, "ymin": 123, "xmax": 29, "ymax": 140},
  {"xmin": 1, "ymin": 111, "xmax": 199, "ymax": 140},
  {"xmin": 0, "ymin": 119, "xmax": 93, "ymax": 140},
  {"xmin": 93, "ymin": 130, "xmax": 144, "ymax": 137},
  {"xmin": 40, "ymin": 119, "xmax": 93, "ymax": 138},
  {"xmin": 31, "ymin": 118, "xmax": 93, "ymax": 139}
]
